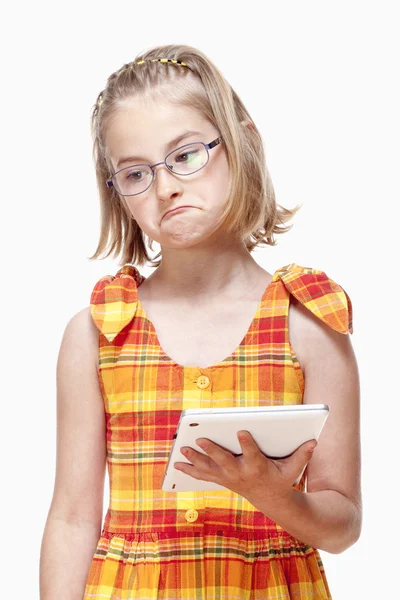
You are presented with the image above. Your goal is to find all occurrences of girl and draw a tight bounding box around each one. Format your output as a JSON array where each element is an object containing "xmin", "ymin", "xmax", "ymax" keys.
[{"xmin": 40, "ymin": 44, "xmax": 361, "ymax": 599}]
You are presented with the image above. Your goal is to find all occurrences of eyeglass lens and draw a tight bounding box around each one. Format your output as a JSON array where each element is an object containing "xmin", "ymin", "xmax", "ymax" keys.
[{"xmin": 112, "ymin": 142, "xmax": 209, "ymax": 196}]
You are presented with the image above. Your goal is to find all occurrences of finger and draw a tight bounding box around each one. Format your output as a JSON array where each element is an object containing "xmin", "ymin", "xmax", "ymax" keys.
[
  {"xmin": 174, "ymin": 460, "xmax": 217, "ymax": 483},
  {"xmin": 195, "ymin": 438, "xmax": 236, "ymax": 468},
  {"xmin": 180, "ymin": 446, "xmax": 215, "ymax": 471},
  {"xmin": 236, "ymin": 430, "xmax": 263, "ymax": 460}
]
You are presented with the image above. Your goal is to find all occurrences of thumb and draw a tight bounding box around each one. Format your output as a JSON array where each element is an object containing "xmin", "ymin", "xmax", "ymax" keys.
[
  {"xmin": 289, "ymin": 439, "xmax": 318, "ymax": 473},
  {"xmin": 300, "ymin": 439, "xmax": 318, "ymax": 457}
]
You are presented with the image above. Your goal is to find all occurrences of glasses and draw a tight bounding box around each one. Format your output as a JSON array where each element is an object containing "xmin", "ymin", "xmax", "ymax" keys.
[{"xmin": 106, "ymin": 136, "xmax": 223, "ymax": 196}]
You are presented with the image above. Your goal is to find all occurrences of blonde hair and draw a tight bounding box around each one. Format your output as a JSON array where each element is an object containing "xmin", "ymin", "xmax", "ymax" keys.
[{"xmin": 88, "ymin": 44, "xmax": 301, "ymax": 268}]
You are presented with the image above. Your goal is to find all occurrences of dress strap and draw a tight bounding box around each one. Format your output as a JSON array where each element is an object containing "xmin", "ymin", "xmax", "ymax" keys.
[
  {"xmin": 90, "ymin": 262, "xmax": 353, "ymax": 342},
  {"xmin": 90, "ymin": 264, "xmax": 145, "ymax": 342},
  {"xmin": 275, "ymin": 263, "xmax": 353, "ymax": 334}
]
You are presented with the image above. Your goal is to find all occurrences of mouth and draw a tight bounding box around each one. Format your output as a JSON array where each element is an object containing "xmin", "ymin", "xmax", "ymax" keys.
[{"xmin": 162, "ymin": 206, "xmax": 193, "ymax": 220}]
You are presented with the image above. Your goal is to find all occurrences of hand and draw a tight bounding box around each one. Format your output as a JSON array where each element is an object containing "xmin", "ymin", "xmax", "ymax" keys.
[{"xmin": 174, "ymin": 430, "xmax": 317, "ymax": 505}]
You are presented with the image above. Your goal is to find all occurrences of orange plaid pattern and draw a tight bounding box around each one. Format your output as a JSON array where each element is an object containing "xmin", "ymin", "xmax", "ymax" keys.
[{"xmin": 83, "ymin": 263, "xmax": 353, "ymax": 599}]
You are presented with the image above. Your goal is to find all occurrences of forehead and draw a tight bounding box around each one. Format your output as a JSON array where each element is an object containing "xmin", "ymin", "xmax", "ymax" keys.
[{"xmin": 105, "ymin": 99, "xmax": 211, "ymax": 167}]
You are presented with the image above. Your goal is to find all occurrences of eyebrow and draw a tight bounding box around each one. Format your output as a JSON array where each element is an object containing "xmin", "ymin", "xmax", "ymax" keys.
[{"xmin": 116, "ymin": 130, "xmax": 203, "ymax": 169}]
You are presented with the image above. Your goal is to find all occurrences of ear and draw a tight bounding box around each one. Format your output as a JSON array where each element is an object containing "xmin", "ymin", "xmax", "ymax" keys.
[{"xmin": 240, "ymin": 119, "xmax": 256, "ymax": 132}]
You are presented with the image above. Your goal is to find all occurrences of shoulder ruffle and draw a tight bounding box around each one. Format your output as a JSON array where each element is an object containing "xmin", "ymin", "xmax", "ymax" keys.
[
  {"xmin": 90, "ymin": 262, "xmax": 353, "ymax": 341},
  {"xmin": 90, "ymin": 264, "xmax": 145, "ymax": 342},
  {"xmin": 275, "ymin": 263, "xmax": 353, "ymax": 334}
]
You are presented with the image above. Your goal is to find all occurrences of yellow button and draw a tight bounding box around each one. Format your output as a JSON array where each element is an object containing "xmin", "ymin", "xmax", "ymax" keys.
[
  {"xmin": 185, "ymin": 508, "xmax": 199, "ymax": 522},
  {"xmin": 196, "ymin": 375, "xmax": 210, "ymax": 389}
]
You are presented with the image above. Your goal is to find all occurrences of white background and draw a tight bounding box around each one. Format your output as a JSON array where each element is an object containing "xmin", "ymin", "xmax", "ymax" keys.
[{"xmin": 2, "ymin": 1, "xmax": 398, "ymax": 598}]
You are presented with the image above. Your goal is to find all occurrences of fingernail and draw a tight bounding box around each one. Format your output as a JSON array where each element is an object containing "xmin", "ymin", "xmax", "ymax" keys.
[{"xmin": 309, "ymin": 442, "xmax": 318, "ymax": 453}]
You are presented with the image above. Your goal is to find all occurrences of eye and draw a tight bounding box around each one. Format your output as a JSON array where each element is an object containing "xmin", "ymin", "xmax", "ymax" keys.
[
  {"xmin": 125, "ymin": 169, "xmax": 146, "ymax": 181},
  {"xmin": 175, "ymin": 149, "xmax": 198, "ymax": 163}
]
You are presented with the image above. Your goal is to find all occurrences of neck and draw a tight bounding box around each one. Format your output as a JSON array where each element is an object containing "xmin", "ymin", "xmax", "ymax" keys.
[{"xmin": 147, "ymin": 238, "xmax": 266, "ymax": 300}]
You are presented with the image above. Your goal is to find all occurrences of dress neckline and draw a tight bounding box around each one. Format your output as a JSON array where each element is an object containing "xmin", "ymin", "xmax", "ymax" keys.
[{"xmin": 135, "ymin": 268, "xmax": 280, "ymax": 371}]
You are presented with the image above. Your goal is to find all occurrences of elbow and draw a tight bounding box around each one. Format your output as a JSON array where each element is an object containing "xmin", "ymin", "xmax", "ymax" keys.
[
  {"xmin": 323, "ymin": 509, "xmax": 363, "ymax": 555},
  {"xmin": 326, "ymin": 531, "xmax": 361, "ymax": 554}
]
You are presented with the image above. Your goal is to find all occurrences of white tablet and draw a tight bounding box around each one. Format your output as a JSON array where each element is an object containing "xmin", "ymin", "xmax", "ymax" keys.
[{"xmin": 161, "ymin": 404, "xmax": 329, "ymax": 492}]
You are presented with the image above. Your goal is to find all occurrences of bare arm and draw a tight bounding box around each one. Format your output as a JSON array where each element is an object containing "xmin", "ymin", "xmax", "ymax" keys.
[
  {"xmin": 250, "ymin": 298, "xmax": 362, "ymax": 554},
  {"xmin": 40, "ymin": 307, "xmax": 106, "ymax": 599},
  {"xmin": 40, "ymin": 518, "xmax": 101, "ymax": 600}
]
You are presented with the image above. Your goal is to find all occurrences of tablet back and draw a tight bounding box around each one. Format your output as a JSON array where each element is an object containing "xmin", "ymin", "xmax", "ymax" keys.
[{"xmin": 161, "ymin": 404, "xmax": 329, "ymax": 492}]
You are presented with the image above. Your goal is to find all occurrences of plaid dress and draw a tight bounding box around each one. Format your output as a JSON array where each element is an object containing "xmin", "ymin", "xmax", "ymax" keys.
[{"xmin": 83, "ymin": 262, "xmax": 353, "ymax": 599}]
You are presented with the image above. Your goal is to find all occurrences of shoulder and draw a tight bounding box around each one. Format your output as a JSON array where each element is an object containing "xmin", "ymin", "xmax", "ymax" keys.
[
  {"xmin": 275, "ymin": 263, "xmax": 353, "ymax": 335},
  {"xmin": 59, "ymin": 306, "xmax": 100, "ymax": 374},
  {"xmin": 275, "ymin": 263, "xmax": 354, "ymax": 374}
]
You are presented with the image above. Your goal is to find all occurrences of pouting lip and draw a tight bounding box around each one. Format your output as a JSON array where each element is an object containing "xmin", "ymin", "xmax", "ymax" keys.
[{"xmin": 162, "ymin": 205, "xmax": 193, "ymax": 219}]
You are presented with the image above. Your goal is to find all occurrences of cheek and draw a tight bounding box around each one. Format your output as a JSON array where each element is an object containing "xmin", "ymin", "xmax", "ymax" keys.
[
  {"xmin": 132, "ymin": 203, "xmax": 169, "ymax": 239},
  {"xmin": 124, "ymin": 197, "xmax": 149, "ymax": 222},
  {"xmin": 209, "ymin": 155, "xmax": 230, "ymax": 198},
  {"xmin": 119, "ymin": 197, "xmax": 137, "ymax": 220}
]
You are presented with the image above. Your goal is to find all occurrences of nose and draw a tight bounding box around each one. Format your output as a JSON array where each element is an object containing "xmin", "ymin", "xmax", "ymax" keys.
[{"xmin": 153, "ymin": 162, "xmax": 183, "ymax": 198}]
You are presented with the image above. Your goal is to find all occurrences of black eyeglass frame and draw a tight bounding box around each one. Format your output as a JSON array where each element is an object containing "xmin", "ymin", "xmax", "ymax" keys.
[{"xmin": 106, "ymin": 136, "xmax": 223, "ymax": 197}]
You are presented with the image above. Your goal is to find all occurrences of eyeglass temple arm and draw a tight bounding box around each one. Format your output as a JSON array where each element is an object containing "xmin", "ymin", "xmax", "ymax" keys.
[{"xmin": 206, "ymin": 136, "xmax": 223, "ymax": 150}]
